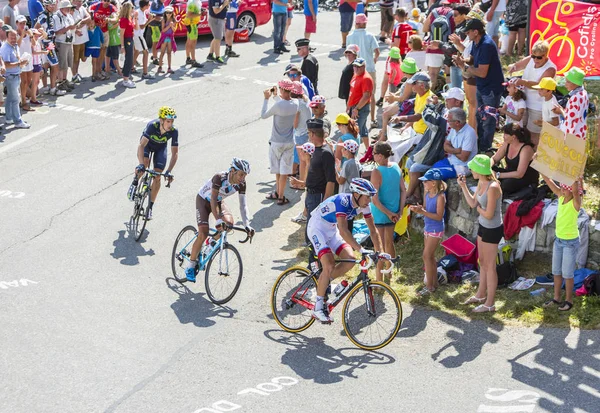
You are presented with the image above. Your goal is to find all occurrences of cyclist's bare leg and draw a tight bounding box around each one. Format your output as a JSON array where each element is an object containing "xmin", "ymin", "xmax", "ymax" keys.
[
  {"xmin": 330, "ymin": 246, "xmax": 356, "ymax": 280},
  {"xmin": 190, "ymin": 225, "xmax": 210, "ymax": 263},
  {"xmin": 316, "ymin": 252, "xmax": 335, "ymax": 298},
  {"xmin": 150, "ymin": 168, "xmax": 163, "ymax": 203}
]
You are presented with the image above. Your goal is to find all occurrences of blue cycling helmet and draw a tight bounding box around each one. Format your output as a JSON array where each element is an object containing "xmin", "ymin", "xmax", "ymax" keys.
[
  {"xmin": 231, "ymin": 157, "xmax": 250, "ymax": 174},
  {"xmin": 349, "ymin": 178, "xmax": 377, "ymax": 196}
]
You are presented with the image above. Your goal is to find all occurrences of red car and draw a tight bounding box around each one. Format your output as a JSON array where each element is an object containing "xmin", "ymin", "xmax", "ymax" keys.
[{"xmin": 165, "ymin": 0, "xmax": 272, "ymax": 38}]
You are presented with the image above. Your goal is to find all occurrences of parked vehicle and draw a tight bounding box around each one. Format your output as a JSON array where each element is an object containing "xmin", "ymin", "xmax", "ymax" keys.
[{"xmin": 164, "ymin": 0, "xmax": 272, "ymax": 38}]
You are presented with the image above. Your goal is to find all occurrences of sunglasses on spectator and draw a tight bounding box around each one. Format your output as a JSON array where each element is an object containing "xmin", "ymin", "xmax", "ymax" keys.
[
  {"xmin": 531, "ymin": 54, "xmax": 545, "ymax": 60},
  {"xmin": 288, "ymin": 73, "xmax": 300, "ymax": 78}
]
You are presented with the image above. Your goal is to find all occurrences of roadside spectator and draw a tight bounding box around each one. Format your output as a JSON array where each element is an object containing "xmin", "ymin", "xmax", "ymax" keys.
[
  {"xmin": 261, "ymin": 79, "xmax": 299, "ymax": 206},
  {"xmin": 491, "ymin": 123, "xmax": 539, "ymax": 197},
  {"xmin": 391, "ymin": 71, "xmax": 433, "ymax": 143},
  {"xmin": 370, "ymin": 141, "xmax": 405, "ymax": 282},
  {"xmin": 380, "ymin": 57, "xmax": 418, "ymax": 141},
  {"xmin": 309, "ymin": 95, "xmax": 331, "ymax": 138},
  {"xmin": 148, "ymin": 1, "xmax": 163, "ymax": 64},
  {"xmin": 347, "ymin": 13, "xmax": 379, "ymax": 127},
  {"xmin": 183, "ymin": 0, "xmax": 203, "ymax": 66},
  {"xmin": 207, "ymin": 0, "xmax": 227, "ymax": 63},
  {"xmin": 272, "ymin": 0, "xmax": 288, "ymax": 54},
  {"xmin": 335, "ymin": 140, "xmax": 360, "ymax": 194},
  {"xmin": 29, "ymin": 28, "xmax": 43, "ymax": 105},
  {"xmin": 90, "ymin": 0, "xmax": 117, "ymax": 79},
  {"xmin": 390, "ymin": 7, "xmax": 412, "ymax": 59},
  {"xmin": 448, "ymin": 4, "xmax": 470, "ymax": 89},
  {"xmin": 224, "ymin": 0, "xmax": 240, "ymax": 57},
  {"xmin": 410, "ymin": 168, "xmax": 446, "ymax": 295},
  {"xmin": 16, "ymin": 16, "xmax": 34, "ymax": 112},
  {"xmin": 378, "ymin": 0, "xmax": 394, "ymax": 41},
  {"xmin": 376, "ymin": 46, "xmax": 401, "ymax": 106},
  {"xmin": 134, "ymin": 0, "xmax": 156, "ymax": 78},
  {"xmin": 291, "ymin": 80, "xmax": 311, "ymax": 191},
  {"xmin": 458, "ymin": 154, "xmax": 503, "ymax": 313},
  {"xmin": 346, "ymin": 57, "xmax": 373, "ymax": 151},
  {"xmin": 408, "ymin": 7, "xmax": 424, "ymax": 37},
  {"xmin": 36, "ymin": 0, "xmax": 65, "ymax": 96},
  {"xmin": 338, "ymin": 44, "xmax": 358, "ymax": 105},
  {"xmin": 3, "ymin": 0, "xmax": 20, "ymax": 30},
  {"xmin": 282, "ymin": 1, "xmax": 293, "ymax": 47},
  {"xmin": 304, "ymin": 0, "xmax": 317, "ymax": 39},
  {"xmin": 405, "ymin": 34, "xmax": 426, "ymax": 71},
  {"xmin": 498, "ymin": 77, "xmax": 526, "ymax": 127},
  {"xmin": 85, "ymin": 16, "xmax": 104, "ymax": 81},
  {"xmin": 485, "ymin": 0, "xmax": 506, "ymax": 45},
  {"xmin": 338, "ymin": 0, "xmax": 357, "ymax": 48},
  {"xmin": 553, "ymin": 67, "xmax": 589, "ymax": 140},
  {"xmin": 435, "ymin": 107, "xmax": 477, "ymax": 180},
  {"xmin": 333, "ymin": 112, "xmax": 360, "ymax": 163},
  {"xmin": 508, "ymin": 41, "xmax": 556, "ymax": 144},
  {"xmin": 532, "ymin": 77, "xmax": 559, "ymax": 128},
  {"xmin": 296, "ymin": 38, "xmax": 318, "ymax": 93},
  {"xmin": 284, "ymin": 63, "xmax": 315, "ymax": 99},
  {"xmin": 53, "ymin": 0, "xmax": 76, "ymax": 91},
  {"xmin": 105, "ymin": 13, "xmax": 123, "ymax": 78},
  {"xmin": 119, "ymin": 1, "xmax": 136, "ymax": 88},
  {"xmin": 28, "ymin": 0, "xmax": 44, "ymax": 25},
  {"xmin": 156, "ymin": 6, "xmax": 177, "ymax": 73},
  {"xmin": 454, "ymin": 18, "xmax": 504, "ymax": 151},
  {"xmin": 422, "ymin": 0, "xmax": 454, "ymax": 91},
  {"xmin": 504, "ymin": 0, "xmax": 527, "ymax": 56},
  {"xmin": 1, "ymin": 29, "xmax": 30, "ymax": 128},
  {"xmin": 72, "ymin": 0, "xmax": 91, "ymax": 83}
]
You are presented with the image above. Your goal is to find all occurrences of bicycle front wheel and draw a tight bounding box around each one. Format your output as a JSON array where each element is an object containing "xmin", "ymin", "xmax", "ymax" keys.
[
  {"xmin": 342, "ymin": 281, "xmax": 402, "ymax": 351},
  {"xmin": 204, "ymin": 243, "xmax": 243, "ymax": 305},
  {"xmin": 134, "ymin": 188, "xmax": 150, "ymax": 242},
  {"xmin": 271, "ymin": 266, "xmax": 317, "ymax": 333},
  {"xmin": 171, "ymin": 225, "xmax": 197, "ymax": 280}
]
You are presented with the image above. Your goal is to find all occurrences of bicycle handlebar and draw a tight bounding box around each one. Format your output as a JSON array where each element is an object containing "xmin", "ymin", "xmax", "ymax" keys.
[
  {"xmin": 359, "ymin": 253, "xmax": 399, "ymax": 273},
  {"xmin": 143, "ymin": 169, "xmax": 174, "ymax": 188},
  {"xmin": 225, "ymin": 225, "xmax": 254, "ymax": 244}
]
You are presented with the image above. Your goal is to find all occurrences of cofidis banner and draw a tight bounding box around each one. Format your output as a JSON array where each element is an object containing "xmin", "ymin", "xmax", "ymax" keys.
[{"xmin": 530, "ymin": 0, "xmax": 600, "ymax": 77}]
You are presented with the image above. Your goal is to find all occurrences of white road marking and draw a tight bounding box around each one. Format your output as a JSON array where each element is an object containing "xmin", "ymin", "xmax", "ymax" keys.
[
  {"xmin": 0, "ymin": 190, "xmax": 26, "ymax": 199},
  {"xmin": 0, "ymin": 125, "xmax": 58, "ymax": 155},
  {"xmin": 0, "ymin": 279, "xmax": 38, "ymax": 289}
]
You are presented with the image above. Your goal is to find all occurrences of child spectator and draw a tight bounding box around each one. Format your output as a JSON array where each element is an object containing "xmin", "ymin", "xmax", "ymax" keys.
[
  {"xmin": 335, "ymin": 140, "xmax": 360, "ymax": 193},
  {"xmin": 156, "ymin": 6, "xmax": 176, "ymax": 74},
  {"xmin": 376, "ymin": 46, "xmax": 402, "ymax": 106},
  {"xmin": 30, "ymin": 29, "xmax": 45, "ymax": 105},
  {"xmin": 410, "ymin": 168, "xmax": 446, "ymax": 296},
  {"xmin": 532, "ymin": 77, "xmax": 559, "ymax": 127},
  {"xmin": 106, "ymin": 13, "xmax": 123, "ymax": 78},
  {"xmin": 391, "ymin": 7, "xmax": 413, "ymax": 59},
  {"xmin": 499, "ymin": 78, "xmax": 526, "ymax": 127},
  {"xmin": 542, "ymin": 175, "xmax": 582, "ymax": 312},
  {"xmin": 85, "ymin": 17, "xmax": 104, "ymax": 81},
  {"xmin": 333, "ymin": 112, "xmax": 360, "ymax": 163},
  {"xmin": 148, "ymin": 0, "xmax": 164, "ymax": 64}
]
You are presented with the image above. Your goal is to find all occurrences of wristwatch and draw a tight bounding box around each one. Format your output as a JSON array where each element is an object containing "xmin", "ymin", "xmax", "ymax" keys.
[{"xmin": 496, "ymin": 172, "xmax": 501, "ymax": 179}]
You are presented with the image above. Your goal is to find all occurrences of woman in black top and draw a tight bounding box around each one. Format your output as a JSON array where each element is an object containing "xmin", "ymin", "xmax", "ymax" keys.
[
  {"xmin": 491, "ymin": 123, "xmax": 539, "ymax": 197},
  {"xmin": 338, "ymin": 45, "xmax": 358, "ymax": 104}
]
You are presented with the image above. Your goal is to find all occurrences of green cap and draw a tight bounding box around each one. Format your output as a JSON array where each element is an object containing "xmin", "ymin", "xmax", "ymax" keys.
[
  {"xmin": 389, "ymin": 47, "xmax": 401, "ymax": 60},
  {"xmin": 468, "ymin": 154, "xmax": 493, "ymax": 176},
  {"xmin": 400, "ymin": 57, "xmax": 417, "ymax": 74},
  {"xmin": 565, "ymin": 67, "xmax": 585, "ymax": 86}
]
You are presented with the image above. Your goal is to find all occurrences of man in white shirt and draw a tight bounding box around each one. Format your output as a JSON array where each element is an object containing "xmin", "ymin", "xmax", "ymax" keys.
[
  {"xmin": 2, "ymin": 0, "xmax": 20, "ymax": 30},
  {"xmin": 71, "ymin": 0, "xmax": 90, "ymax": 83},
  {"xmin": 53, "ymin": 0, "xmax": 77, "ymax": 89},
  {"xmin": 485, "ymin": 0, "xmax": 506, "ymax": 45},
  {"xmin": 134, "ymin": 0, "xmax": 154, "ymax": 79},
  {"xmin": 444, "ymin": 107, "xmax": 477, "ymax": 178}
]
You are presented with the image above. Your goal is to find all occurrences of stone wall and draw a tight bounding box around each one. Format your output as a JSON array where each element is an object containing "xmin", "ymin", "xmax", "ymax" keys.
[{"xmin": 409, "ymin": 178, "xmax": 600, "ymax": 269}]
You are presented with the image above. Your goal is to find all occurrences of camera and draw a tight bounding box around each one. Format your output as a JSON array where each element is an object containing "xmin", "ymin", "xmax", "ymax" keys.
[{"xmin": 440, "ymin": 42, "xmax": 458, "ymax": 67}]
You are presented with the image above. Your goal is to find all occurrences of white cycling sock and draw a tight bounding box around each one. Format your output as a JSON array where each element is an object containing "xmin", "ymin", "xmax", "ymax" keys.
[
  {"xmin": 185, "ymin": 260, "xmax": 197, "ymax": 270},
  {"xmin": 314, "ymin": 296, "xmax": 325, "ymax": 312}
]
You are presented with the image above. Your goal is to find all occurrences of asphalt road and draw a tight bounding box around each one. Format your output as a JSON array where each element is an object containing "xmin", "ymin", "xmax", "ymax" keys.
[{"xmin": 1, "ymin": 11, "xmax": 598, "ymax": 413}]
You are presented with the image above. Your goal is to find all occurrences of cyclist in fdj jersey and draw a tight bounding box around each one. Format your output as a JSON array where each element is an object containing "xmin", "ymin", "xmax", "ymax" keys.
[
  {"xmin": 128, "ymin": 106, "xmax": 179, "ymax": 219},
  {"xmin": 307, "ymin": 177, "xmax": 383, "ymax": 323},
  {"xmin": 184, "ymin": 158, "xmax": 255, "ymax": 282}
]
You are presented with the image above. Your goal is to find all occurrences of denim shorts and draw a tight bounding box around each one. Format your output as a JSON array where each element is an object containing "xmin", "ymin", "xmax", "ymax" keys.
[
  {"xmin": 406, "ymin": 158, "xmax": 431, "ymax": 173},
  {"xmin": 340, "ymin": 11, "xmax": 354, "ymax": 33},
  {"xmin": 293, "ymin": 132, "xmax": 309, "ymax": 164},
  {"xmin": 486, "ymin": 11, "xmax": 503, "ymax": 37},
  {"xmin": 552, "ymin": 237, "xmax": 580, "ymax": 279}
]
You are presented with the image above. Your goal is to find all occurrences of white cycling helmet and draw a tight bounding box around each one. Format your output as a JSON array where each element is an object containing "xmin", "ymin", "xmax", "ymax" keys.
[
  {"xmin": 349, "ymin": 178, "xmax": 377, "ymax": 196},
  {"xmin": 231, "ymin": 157, "xmax": 251, "ymax": 174}
]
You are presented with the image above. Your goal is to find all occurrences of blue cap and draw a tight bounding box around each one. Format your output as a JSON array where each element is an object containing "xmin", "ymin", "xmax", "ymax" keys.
[{"xmin": 419, "ymin": 168, "xmax": 443, "ymax": 181}]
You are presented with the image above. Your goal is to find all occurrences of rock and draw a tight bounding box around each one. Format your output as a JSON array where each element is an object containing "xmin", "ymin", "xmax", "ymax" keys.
[
  {"xmin": 450, "ymin": 215, "xmax": 475, "ymax": 237},
  {"xmin": 447, "ymin": 185, "xmax": 461, "ymax": 211}
]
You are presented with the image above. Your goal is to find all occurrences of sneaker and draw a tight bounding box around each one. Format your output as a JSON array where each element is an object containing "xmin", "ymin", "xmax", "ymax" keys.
[
  {"xmin": 280, "ymin": 46, "xmax": 290, "ymax": 53},
  {"xmin": 57, "ymin": 81, "xmax": 69, "ymax": 91},
  {"xmin": 127, "ymin": 182, "xmax": 137, "ymax": 200},
  {"xmin": 131, "ymin": 68, "xmax": 138, "ymax": 74},
  {"xmin": 14, "ymin": 121, "xmax": 31, "ymax": 129},
  {"xmin": 291, "ymin": 212, "xmax": 307, "ymax": 223},
  {"xmin": 273, "ymin": 48, "xmax": 283, "ymax": 55},
  {"xmin": 167, "ymin": 68, "xmax": 175, "ymax": 74},
  {"xmin": 50, "ymin": 88, "xmax": 66, "ymax": 96},
  {"xmin": 214, "ymin": 56, "xmax": 225, "ymax": 64},
  {"xmin": 535, "ymin": 273, "xmax": 554, "ymax": 285},
  {"xmin": 147, "ymin": 208, "xmax": 153, "ymax": 220},
  {"xmin": 376, "ymin": 97, "xmax": 383, "ymax": 107},
  {"xmin": 284, "ymin": 40, "xmax": 290, "ymax": 46},
  {"xmin": 206, "ymin": 53, "xmax": 215, "ymax": 61},
  {"xmin": 312, "ymin": 309, "xmax": 333, "ymax": 323},
  {"xmin": 359, "ymin": 145, "xmax": 374, "ymax": 163},
  {"xmin": 152, "ymin": 57, "xmax": 159, "ymax": 65},
  {"xmin": 186, "ymin": 57, "xmax": 192, "ymax": 65},
  {"xmin": 72, "ymin": 74, "xmax": 82, "ymax": 83},
  {"xmin": 185, "ymin": 266, "xmax": 196, "ymax": 283},
  {"xmin": 142, "ymin": 73, "xmax": 155, "ymax": 79},
  {"xmin": 191, "ymin": 60, "xmax": 204, "ymax": 68},
  {"xmin": 39, "ymin": 85, "xmax": 50, "ymax": 95},
  {"xmin": 123, "ymin": 79, "xmax": 136, "ymax": 88},
  {"xmin": 65, "ymin": 80, "xmax": 76, "ymax": 90},
  {"xmin": 4, "ymin": 120, "xmax": 14, "ymax": 125},
  {"xmin": 227, "ymin": 49, "xmax": 240, "ymax": 58}
]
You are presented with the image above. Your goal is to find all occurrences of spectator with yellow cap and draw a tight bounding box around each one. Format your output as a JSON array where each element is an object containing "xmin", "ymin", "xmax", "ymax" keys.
[
  {"xmin": 552, "ymin": 67, "xmax": 589, "ymax": 140},
  {"xmin": 532, "ymin": 77, "xmax": 559, "ymax": 128},
  {"xmin": 334, "ymin": 112, "xmax": 360, "ymax": 163}
]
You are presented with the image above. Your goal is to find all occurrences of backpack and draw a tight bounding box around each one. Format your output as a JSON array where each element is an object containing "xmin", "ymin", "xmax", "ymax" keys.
[{"xmin": 430, "ymin": 9, "xmax": 453, "ymax": 43}]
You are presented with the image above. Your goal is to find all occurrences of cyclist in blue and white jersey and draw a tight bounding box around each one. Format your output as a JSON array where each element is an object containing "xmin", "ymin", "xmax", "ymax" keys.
[
  {"xmin": 307, "ymin": 177, "xmax": 383, "ymax": 323},
  {"xmin": 184, "ymin": 158, "xmax": 255, "ymax": 282}
]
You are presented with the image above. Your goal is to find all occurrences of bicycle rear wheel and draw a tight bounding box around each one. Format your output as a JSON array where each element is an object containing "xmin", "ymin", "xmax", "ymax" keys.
[
  {"xmin": 342, "ymin": 281, "xmax": 402, "ymax": 351},
  {"xmin": 271, "ymin": 266, "xmax": 317, "ymax": 333},
  {"xmin": 204, "ymin": 243, "xmax": 243, "ymax": 305},
  {"xmin": 171, "ymin": 225, "xmax": 197, "ymax": 280},
  {"xmin": 134, "ymin": 188, "xmax": 150, "ymax": 242}
]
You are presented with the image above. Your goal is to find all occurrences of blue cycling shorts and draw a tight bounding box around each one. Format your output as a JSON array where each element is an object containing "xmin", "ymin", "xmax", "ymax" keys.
[{"xmin": 143, "ymin": 143, "xmax": 168, "ymax": 170}]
